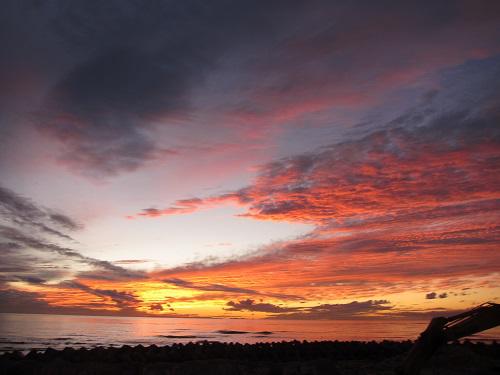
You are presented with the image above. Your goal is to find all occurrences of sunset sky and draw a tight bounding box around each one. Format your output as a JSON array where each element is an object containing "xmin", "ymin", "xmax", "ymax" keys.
[{"xmin": 0, "ymin": 0, "xmax": 499, "ymax": 320}]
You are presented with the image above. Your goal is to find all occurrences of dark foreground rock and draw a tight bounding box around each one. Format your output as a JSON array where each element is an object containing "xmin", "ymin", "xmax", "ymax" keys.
[{"xmin": 1, "ymin": 340, "xmax": 499, "ymax": 375}]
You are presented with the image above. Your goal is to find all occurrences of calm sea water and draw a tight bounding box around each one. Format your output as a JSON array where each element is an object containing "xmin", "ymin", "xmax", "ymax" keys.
[{"xmin": 1, "ymin": 313, "xmax": 499, "ymax": 352}]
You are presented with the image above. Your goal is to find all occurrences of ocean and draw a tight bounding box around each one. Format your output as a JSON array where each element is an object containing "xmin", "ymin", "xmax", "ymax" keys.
[{"xmin": 1, "ymin": 313, "xmax": 499, "ymax": 353}]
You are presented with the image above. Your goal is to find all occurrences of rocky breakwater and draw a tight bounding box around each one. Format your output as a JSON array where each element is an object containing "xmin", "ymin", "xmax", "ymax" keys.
[{"xmin": 1, "ymin": 340, "xmax": 499, "ymax": 375}]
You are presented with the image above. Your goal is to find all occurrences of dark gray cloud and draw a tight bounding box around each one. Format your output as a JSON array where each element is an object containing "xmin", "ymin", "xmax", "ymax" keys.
[
  {"xmin": 277, "ymin": 300, "xmax": 393, "ymax": 320},
  {"xmin": 0, "ymin": 242, "xmax": 22, "ymax": 252},
  {"xmin": 0, "ymin": 287, "xmax": 153, "ymax": 316},
  {"xmin": 2, "ymin": 1, "xmax": 500, "ymax": 177},
  {"xmin": 0, "ymin": 224, "xmax": 144, "ymax": 286},
  {"xmin": 25, "ymin": 0, "xmax": 301, "ymax": 176},
  {"xmin": 63, "ymin": 280, "xmax": 140, "ymax": 309},
  {"xmin": 149, "ymin": 301, "xmax": 175, "ymax": 312},
  {"xmin": 40, "ymin": 59, "xmax": 180, "ymax": 177},
  {"xmin": 0, "ymin": 259, "xmax": 71, "ymax": 286},
  {"xmin": 0, "ymin": 187, "xmax": 145, "ymax": 289},
  {"xmin": 426, "ymin": 292, "xmax": 448, "ymax": 300},
  {"xmin": 426, "ymin": 292, "xmax": 437, "ymax": 299},
  {"xmin": 225, "ymin": 299, "xmax": 298, "ymax": 313},
  {"xmin": 0, "ymin": 185, "xmax": 80, "ymax": 239},
  {"xmin": 150, "ymin": 303, "xmax": 163, "ymax": 311},
  {"xmin": 0, "ymin": 287, "xmax": 117, "ymax": 315},
  {"xmin": 49, "ymin": 213, "xmax": 81, "ymax": 231},
  {"xmin": 0, "ymin": 289, "xmax": 57, "ymax": 314},
  {"xmin": 225, "ymin": 299, "xmax": 392, "ymax": 319}
]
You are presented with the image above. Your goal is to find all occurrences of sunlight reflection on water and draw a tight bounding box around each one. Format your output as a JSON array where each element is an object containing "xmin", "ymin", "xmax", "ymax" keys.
[{"xmin": 0, "ymin": 313, "xmax": 498, "ymax": 352}]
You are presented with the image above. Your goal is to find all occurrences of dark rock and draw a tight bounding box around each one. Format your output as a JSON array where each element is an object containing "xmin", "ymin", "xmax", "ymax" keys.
[{"xmin": 0, "ymin": 341, "xmax": 498, "ymax": 374}]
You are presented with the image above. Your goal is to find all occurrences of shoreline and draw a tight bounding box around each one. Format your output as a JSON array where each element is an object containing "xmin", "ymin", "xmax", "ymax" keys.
[{"xmin": 1, "ymin": 340, "xmax": 499, "ymax": 374}]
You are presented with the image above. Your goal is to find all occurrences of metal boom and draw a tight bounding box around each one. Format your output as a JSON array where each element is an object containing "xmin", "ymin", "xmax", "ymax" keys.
[{"xmin": 400, "ymin": 302, "xmax": 500, "ymax": 375}]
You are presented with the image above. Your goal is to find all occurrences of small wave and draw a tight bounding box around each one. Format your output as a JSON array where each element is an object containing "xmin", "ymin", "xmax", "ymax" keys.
[
  {"xmin": 157, "ymin": 335, "xmax": 200, "ymax": 339},
  {"xmin": 215, "ymin": 330, "xmax": 273, "ymax": 335},
  {"xmin": 0, "ymin": 341, "xmax": 26, "ymax": 345},
  {"xmin": 216, "ymin": 330, "xmax": 249, "ymax": 335}
]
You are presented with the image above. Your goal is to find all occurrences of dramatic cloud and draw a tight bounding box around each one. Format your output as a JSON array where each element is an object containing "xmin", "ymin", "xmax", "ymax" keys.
[
  {"xmin": 225, "ymin": 299, "xmax": 298, "ymax": 314},
  {"xmin": 137, "ymin": 79, "xmax": 500, "ymax": 290},
  {"xmin": 11, "ymin": 0, "xmax": 304, "ymax": 176},
  {"xmin": 145, "ymin": 77, "xmax": 500, "ymax": 311},
  {"xmin": 281, "ymin": 300, "xmax": 393, "ymax": 320},
  {"xmin": 225, "ymin": 299, "xmax": 392, "ymax": 319},
  {"xmin": 3, "ymin": 1, "xmax": 500, "ymax": 177},
  {"xmin": 1, "ymin": 1, "xmax": 499, "ymax": 319},
  {"xmin": 39, "ymin": 47, "xmax": 181, "ymax": 176},
  {"xmin": 144, "ymin": 109, "xmax": 499, "ymax": 224}
]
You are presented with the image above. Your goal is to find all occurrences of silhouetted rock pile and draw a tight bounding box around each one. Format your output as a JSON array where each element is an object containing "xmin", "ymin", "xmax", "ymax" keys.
[{"xmin": 0, "ymin": 340, "xmax": 499, "ymax": 374}]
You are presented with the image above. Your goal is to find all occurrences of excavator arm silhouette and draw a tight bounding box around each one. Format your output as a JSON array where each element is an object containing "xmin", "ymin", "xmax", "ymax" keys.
[{"xmin": 400, "ymin": 302, "xmax": 500, "ymax": 375}]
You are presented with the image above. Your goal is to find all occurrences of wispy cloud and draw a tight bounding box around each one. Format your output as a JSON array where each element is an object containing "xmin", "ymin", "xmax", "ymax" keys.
[
  {"xmin": 164, "ymin": 278, "xmax": 299, "ymax": 300},
  {"xmin": 0, "ymin": 225, "xmax": 144, "ymax": 281},
  {"xmin": 62, "ymin": 280, "xmax": 140, "ymax": 309},
  {"xmin": 0, "ymin": 187, "xmax": 145, "ymax": 297},
  {"xmin": 0, "ymin": 186, "xmax": 80, "ymax": 240}
]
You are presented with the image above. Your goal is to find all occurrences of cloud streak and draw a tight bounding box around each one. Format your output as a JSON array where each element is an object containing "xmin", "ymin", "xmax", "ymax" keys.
[
  {"xmin": 0, "ymin": 187, "xmax": 145, "ymax": 298},
  {"xmin": 0, "ymin": 186, "xmax": 80, "ymax": 240},
  {"xmin": 164, "ymin": 278, "xmax": 299, "ymax": 300},
  {"xmin": 62, "ymin": 280, "xmax": 140, "ymax": 309},
  {"xmin": 225, "ymin": 299, "xmax": 393, "ymax": 319}
]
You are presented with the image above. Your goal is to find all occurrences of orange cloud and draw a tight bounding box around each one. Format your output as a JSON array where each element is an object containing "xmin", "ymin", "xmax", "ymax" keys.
[
  {"xmin": 136, "ymin": 111, "xmax": 500, "ymax": 225},
  {"xmin": 123, "ymin": 107, "xmax": 500, "ymax": 317}
]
